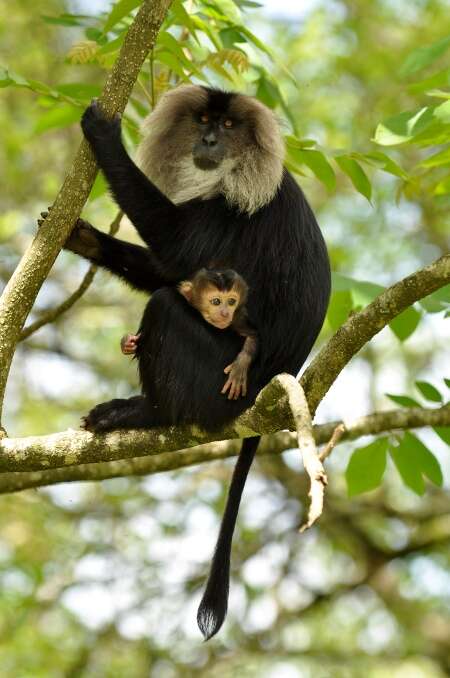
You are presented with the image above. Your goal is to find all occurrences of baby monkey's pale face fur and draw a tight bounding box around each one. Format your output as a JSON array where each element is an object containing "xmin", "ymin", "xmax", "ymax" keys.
[{"xmin": 179, "ymin": 282, "xmax": 241, "ymax": 329}]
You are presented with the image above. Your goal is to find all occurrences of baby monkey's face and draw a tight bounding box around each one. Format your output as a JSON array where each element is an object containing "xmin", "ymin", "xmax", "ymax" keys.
[{"xmin": 200, "ymin": 285, "xmax": 240, "ymax": 329}]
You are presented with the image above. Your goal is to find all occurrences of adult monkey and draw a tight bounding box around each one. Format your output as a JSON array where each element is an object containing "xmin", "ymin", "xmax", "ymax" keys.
[{"xmin": 64, "ymin": 85, "xmax": 331, "ymax": 638}]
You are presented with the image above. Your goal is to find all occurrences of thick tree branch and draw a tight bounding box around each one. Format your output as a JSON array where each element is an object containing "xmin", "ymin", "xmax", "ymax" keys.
[
  {"xmin": 300, "ymin": 253, "xmax": 450, "ymax": 415},
  {"xmin": 0, "ymin": 405, "xmax": 447, "ymax": 494},
  {"xmin": 0, "ymin": 0, "xmax": 172, "ymax": 421}
]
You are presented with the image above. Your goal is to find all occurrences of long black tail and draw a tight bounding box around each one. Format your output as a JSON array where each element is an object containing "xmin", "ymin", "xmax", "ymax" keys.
[{"xmin": 197, "ymin": 436, "xmax": 260, "ymax": 640}]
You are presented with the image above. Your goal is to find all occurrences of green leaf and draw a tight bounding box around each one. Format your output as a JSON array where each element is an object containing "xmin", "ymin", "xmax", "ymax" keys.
[
  {"xmin": 220, "ymin": 28, "xmax": 246, "ymax": 48},
  {"xmin": 418, "ymin": 145, "xmax": 450, "ymax": 168},
  {"xmin": 426, "ymin": 88, "xmax": 450, "ymax": 99},
  {"xmin": 390, "ymin": 439, "xmax": 425, "ymax": 495},
  {"xmin": 0, "ymin": 66, "xmax": 28, "ymax": 88},
  {"xmin": 408, "ymin": 68, "xmax": 450, "ymax": 95},
  {"xmin": 34, "ymin": 105, "xmax": 81, "ymax": 133},
  {"xmin": 374, "ymin": 107, "xmax": 435, "ymax": 146},
  {"xmin": 358, "ymin": 151, "xmax": 409, "ymax": 179},
  {"xmin": 332, "ymin": 273, "xmax": 384, "ymax": 307},
  {"xmin": 255, "ymin": 76, "xmax": 281, "ymax": 109},
  {"xmin": 88, "ymin": 173, "xmax": 108, "ymax": 201},
  {"xmin": 434, "ymin": 176, "xmax": 450, "ymax": 195},
  {"xmin": 335, "ymin": 155, "xmax": 371, "ymax": 201},
  {"xmin": 96, "ymin": 34, "xmax": 126, "ymax": 57},
  {"xmin": 285, "ymin": 136, "xmax": 317, "ymax": 149},
  {"xmin": 433, "ymin": 99, "xmax": 450, "ymax": 123},
  {"xmin": 410, "ymin": 120, "xmax": 450, "ymax": 148},
  {"xmin": 235, "ymin": 0, "xmax": 262, "ymax": 7},
  {"xmin": 434, "ymin": 426, "xmax": 450, "ymax": 445},
  {"xmin": 158, "ymin": 32, "xmax": 195, "ymax": 70},
  {"xmin": 401, "ymin": 35, "xmax": 450, "ymax": 77},
  {"xmin": 346, "ymin": 438, "xmax": 388, "ymax": 497},
  {"xmin": 238, "ymin": 25, "xmax": 273, "ymax": 57},
  {"xmin": 420, "ymin": 285, "xmax": 450, "ymax": 312},
  {"xmin": 291, "ymin": 149, "xmax": 336, "ymax": 191},
  {"xmin": 415, "ymin": 381, "xmax": 443, "ymax": 403},
  {"xmin": 391, "ymin": 432, "xmax": 443, "ymax": 494},
  {"xmin": 389, "ymin": 306, "xmax": 422, "ymax": 341},
  {"xmin": 41, "ymin": 13, "xmax": 87, "ymax": 27},
  {"xmin": 56, "ymin": 83, "xmax": 101, "ymax": 101},
  {"xmin": 386, "ymin": 394, "xmax": 421, "ymax": 408},
  {"xmin": 212, "ymin": 0, "xmax": 242, "ymax": 23},
  {"xmin": 445, "ymin": 378, "xmax": 450, "ymax": 388},
  {"xmin": 103, "ymin": 0, "xmax": 140, "ymax": 33},
  {"xmin": 408, "ymin": 432, "xmax": 443, "ymax": 486},
  {"xmin": 327, "ymin": 290, "xmax": 353, "ymax": 331},
  {"xmin": 170, "ymin": 0, "xmax": 198, "ymax": 38},
  {"xmin": 190, "ymin": 16, "xmax": 221, "ymax": 50},
  {"xmin": 156, "ymin": 51, "xmax": 190, "ymax": 81}
]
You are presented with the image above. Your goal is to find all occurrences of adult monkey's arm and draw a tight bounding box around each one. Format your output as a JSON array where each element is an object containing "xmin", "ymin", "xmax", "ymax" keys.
[{"xmin": 0, "ymin": 0, "xmax": 173, "ymax": 426}]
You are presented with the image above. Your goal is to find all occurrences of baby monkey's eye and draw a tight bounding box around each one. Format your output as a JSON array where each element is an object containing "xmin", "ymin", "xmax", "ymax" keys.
[
  {"xmin": 228, "ymin": 298, "xmax": 237, "ymax": 306},
  {"xmin": 199, "ymin": 113, "xmax": 209, "ymax": 124},
  {"xmin": 210, "ymin": 298, "xmax": 221, "ymax": 306},
  {"xmin": 223, "ymin": 119, "xmax": 234, "ymax": 128}
]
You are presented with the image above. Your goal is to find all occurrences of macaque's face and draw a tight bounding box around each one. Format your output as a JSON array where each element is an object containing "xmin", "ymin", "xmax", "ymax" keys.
[{"xmin": 198, "ymin": 285, "xmax": 240, "ymax": 329}]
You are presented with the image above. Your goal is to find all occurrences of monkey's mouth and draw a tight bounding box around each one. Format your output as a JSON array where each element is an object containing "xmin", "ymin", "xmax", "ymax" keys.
[
  {"xmin": 212, "ymin": 319, "xmax": 231, "ymax": 329},
  {"xmin": 193, "ymin": 141, "xmax": 225, "ymax": 170},
  {"xmin": 193, "ymin": 156, "xmax": 221, "ymax": 171}
]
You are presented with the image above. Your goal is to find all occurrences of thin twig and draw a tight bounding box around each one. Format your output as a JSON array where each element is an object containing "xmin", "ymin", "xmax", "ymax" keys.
[
  {"xmin": 319, "ymin": 423, "xmax": 345, "ymax": 461},
  {"xmin": 19, "ymin": 211, "xmax": 122, "ymax": 341}
]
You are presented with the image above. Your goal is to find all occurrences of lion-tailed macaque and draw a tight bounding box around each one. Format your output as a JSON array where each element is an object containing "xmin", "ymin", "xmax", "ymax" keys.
[
  {"xmin": 61, "ymin": 85, "xmax": 330, "ymax": 639},
  {"xmin": 121, "ymin": 268, "xmax": 258, "ymax": 400}
]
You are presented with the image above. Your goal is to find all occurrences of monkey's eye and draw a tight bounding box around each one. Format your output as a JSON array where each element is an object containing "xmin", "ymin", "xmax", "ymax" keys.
[
  {"xmin": 199, "ymin": 113, "xmax": 209, "ymax": 124},
  {"xmin": 210, "ymin": 298, "xmax": 221, "ymax": 306},
  {"xmin": 223, "ymin": 119, "xmax": 234, "ymax": 129},
  {"xmin": 228, "ymin": 298, "xmax": 237, "ymax": 306}
]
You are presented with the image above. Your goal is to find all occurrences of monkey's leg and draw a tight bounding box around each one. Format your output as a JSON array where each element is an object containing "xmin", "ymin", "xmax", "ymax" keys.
[
  {"xmin": 64, "ymin": 219, "xmax": 169, "ymax": 293},
  {"xmin": 80, "ymin": 101, "xmax": 178, "ymax": 244},
  {"xmin": 83, "ymin": 396, "xmax": 163, "ymax": 433}
]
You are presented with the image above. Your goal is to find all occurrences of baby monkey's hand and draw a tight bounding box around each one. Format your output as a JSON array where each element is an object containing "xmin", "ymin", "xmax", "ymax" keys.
[
  {"xmin": 121, "ymin": 333, "xmax": 141, "ymax": 355},
  {"xmin": 221, "ymin": 354, "xmax": 250, "ymax": 400}
]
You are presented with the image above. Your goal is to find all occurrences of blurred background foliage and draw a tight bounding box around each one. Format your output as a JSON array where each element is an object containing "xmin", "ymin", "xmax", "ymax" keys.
[{"xmin": 0, "ymin": 0, "xmax": 449, "ymax": 675}]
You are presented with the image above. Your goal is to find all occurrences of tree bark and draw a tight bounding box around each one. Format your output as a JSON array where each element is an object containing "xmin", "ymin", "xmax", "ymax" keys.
[{"xmin": 0, "ymin": 405, "xmax": 447, "ymax": 494}]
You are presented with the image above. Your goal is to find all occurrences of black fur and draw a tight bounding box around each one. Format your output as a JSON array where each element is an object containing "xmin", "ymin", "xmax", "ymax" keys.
[{"xmin": 66, "ymin": 95, "xmax": 331, "ymax": 638}]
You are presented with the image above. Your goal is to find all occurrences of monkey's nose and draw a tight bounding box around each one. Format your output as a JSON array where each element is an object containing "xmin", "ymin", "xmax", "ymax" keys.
[{"xmin": 202, "ymin": 132, "xmax": 218, "ymax": 147}]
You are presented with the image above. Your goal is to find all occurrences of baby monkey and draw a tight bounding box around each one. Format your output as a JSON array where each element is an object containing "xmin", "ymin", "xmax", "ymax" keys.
[{"xmin": 121, "ymin": 269, "xmax": 258, "ymax": 400}]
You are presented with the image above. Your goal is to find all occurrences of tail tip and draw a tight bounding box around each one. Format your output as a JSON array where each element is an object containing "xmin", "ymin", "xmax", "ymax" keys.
[{"xmin": 197, "ymin": 601, "xmax": 226, "ymax": 641}]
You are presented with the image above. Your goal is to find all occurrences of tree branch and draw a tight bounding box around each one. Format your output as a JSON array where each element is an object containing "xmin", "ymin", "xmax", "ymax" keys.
[
  {"xmin": 0, "ymin": 405, "xmax": 447, "ymax": 494},
  {"xmin": 1, "ymin": 254, "xmax": 448, "ymax": 476},
  {"xmin": 277, "ymin": 374, "xmax": 327, "ymax": 531},
  {"xmin": 0, "ymin": 0, "xmax": 172, "ymax": 421},
  {"xmin": 300, "ymin": 253, "xmax": 450, "ymax": 415},
  {"xmin": 19, "ymin": 211, "xmax": 122, "ymax": 341}
]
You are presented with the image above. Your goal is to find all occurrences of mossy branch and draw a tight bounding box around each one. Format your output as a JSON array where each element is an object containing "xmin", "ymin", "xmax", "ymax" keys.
[{"xmin": 0, "ymin": 405, "xmax": 448, "ymax": 494}]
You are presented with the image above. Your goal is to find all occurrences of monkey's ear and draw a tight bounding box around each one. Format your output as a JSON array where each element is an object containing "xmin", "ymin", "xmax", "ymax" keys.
[{"xmin": 178, "ymin": 281, "xmax": 193, "ymax": 303}]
